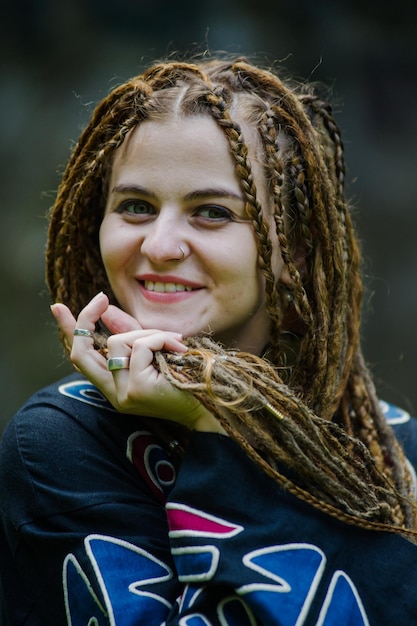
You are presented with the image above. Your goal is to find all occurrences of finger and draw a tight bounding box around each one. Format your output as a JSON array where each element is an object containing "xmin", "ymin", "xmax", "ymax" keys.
[
  {"xmin": 106, "ymin": 340, "xmax": 132, "ymax": 385},
  {"xmin": 51, "ymin": 297, "xmax": 118, "ymax": 403},
  {"xmin": 74, "ymin": 292, "xmax": 109, "ymax": 333},
  {"xmin": 101, "ymin": 305, "xmax": 142, "ymax": 335},
  {"xmin": 51, "ymin": 293, "xmax": 110, "ymax": 351},
  {"xmin": 50, "ymin": 303, "xmax": 77, "ymax": 347},
  {"xmin": 71, "ymin": 293, "xmax": 110, "ymax": 354},
  {"xmin": 106, "ymin": 328, "xmax": 186, "ymax": 355},
  {"xmin": 107, "ymin": 330, "xmax": 186, "ymax": 391},
  {"xmin": 107, "ymin": 331, "xmax": 187, "ymax": 413},
  {"xmin": 129, "ymin": 331, "xmax": 186, "ymax": 374},
  {"xmin": 107, "ymin": 329, "xmax": 188, "ymax": 360},
  {"xmin": 59, "ymin": 293, "xmax": 111, "ymax": 376}
]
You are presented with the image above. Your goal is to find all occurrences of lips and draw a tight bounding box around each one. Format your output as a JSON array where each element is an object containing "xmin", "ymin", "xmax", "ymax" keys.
[
  {"xmin": 144, "ymin": 280, "xmax": 194, "ymax": 293},
  {"xmin": 136, "ymin": 275, "xmax": 203, "ymax": 302}
]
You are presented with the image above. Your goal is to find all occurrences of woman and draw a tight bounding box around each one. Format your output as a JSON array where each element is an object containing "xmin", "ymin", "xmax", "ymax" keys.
[{"xmin": 1, "ymin": 57, "xmax": 417, "ymax": 625}]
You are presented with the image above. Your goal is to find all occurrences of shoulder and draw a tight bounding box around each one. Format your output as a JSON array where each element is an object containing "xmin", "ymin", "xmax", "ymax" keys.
[
  {"xmin": 0, "ymin": 375, "xmax": 176, "ymax": 522},
  {"xmin": 0, "ymin": 374, "xmax": 110, "ymax": 473},
  {"xmin": 0, "ymin": 373, "xmax": 150, "ymax": 495},
  {"xmin": 380, "ymin": 399, "xmax": 417, "ymax": 448},
  {"xmin": 17, "ymin": 372, "xmax": 116, "ymax": 417},
  {"xmin": 0, "ymin": 374, "xmax": 114, "ymax": 462},
  {"xmin": 380, "ymin": 399, "xmax": 417, "ymax": 486}
]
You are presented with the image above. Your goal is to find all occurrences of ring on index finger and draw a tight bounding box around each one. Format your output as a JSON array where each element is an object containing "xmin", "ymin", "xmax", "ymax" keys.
[{"xmin": 108, "ymin": 357, "xmax": 130, "ymax": 371}]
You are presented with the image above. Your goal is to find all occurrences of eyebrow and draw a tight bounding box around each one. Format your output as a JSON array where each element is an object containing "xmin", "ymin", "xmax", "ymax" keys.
[
  {"xmin": 111, "ymin": 184, "xmax": 244, "ymax": 202},
  {"xmin": 111, "ymin": 184, "xmax": 157, "ymax": 198},
  {"xmin": 184, "ymin": 188, "xmax": 244, "ymax": 202}
]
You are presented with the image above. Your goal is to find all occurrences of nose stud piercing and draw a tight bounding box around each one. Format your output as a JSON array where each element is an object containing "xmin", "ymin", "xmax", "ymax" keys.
[{"xmin": 178, "ymin": 245, "xmax": 185, "ymax": 261}]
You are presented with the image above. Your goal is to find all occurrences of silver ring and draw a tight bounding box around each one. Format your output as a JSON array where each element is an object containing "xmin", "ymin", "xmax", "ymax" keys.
[
  {"xmin": 178, "ymin": 245, "xmax": 185, "ymax": 261},
  {"xmin": 74, "ymin": 328, "xmax": 94, "ymax": 337},
  {"xmin": 108, "ymin": 356, "xmax": 130, "ymax": 371}
]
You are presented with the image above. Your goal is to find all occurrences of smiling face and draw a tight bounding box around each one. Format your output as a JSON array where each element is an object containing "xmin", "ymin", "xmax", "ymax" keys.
[{"xmin": 99, "ymin": 114, "xmax": 284, "ymax": 353}]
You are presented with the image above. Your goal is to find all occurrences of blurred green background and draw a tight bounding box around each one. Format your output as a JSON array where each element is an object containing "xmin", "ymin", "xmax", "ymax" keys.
[{"xmin": 1, "ymin": 0, "xmax": 417, "ymax": 433}]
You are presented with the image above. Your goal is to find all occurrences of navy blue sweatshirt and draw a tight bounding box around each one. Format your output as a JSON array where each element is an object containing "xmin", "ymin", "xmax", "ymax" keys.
[{"xmin": 1, "ymin": 374, "xmax": 417, "ymax": 625}]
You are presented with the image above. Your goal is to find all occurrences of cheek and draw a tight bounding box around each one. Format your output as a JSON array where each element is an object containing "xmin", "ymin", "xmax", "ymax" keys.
[
  {"xmin": 235, "ymin": 231, "xmax": 281, "ymax": 310},
  {"xmin": 99, "ymin": 220, "xmax": 128, "ymax": 274},
  {"xmin": 229, "ymin": 237, "xmax": 263, "ymax": 299}
]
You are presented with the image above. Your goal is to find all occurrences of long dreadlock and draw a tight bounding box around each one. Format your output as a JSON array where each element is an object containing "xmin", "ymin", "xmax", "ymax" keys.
[{"xmin": 46, "ymin": 56, "xmax": 417, "ymax": 537}]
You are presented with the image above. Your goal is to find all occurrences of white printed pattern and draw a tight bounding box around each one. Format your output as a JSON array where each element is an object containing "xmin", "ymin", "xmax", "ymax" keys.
[{"xmin": 63, "ymin": 530, "xmax": 370, "ymax": 625}]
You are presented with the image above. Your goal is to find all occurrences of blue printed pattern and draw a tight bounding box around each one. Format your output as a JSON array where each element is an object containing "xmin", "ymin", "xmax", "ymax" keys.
[
  {"xmin": 59, "ymin": 380, "xmax": 116, "ymax": 411},
  {"xmin": 62, "ymin": 531, "xmax": 369, "ymax": 625},
  {"xmin": 380, "ymin": 401, "xmax": 410, "ymax": 425},
  {"xmin": 167, "ymin": 504, "xmax": 369, "ymax": 625},
  {"xmin": 63, "ymin": 535, "xmax": 174, "ymax": 625}
]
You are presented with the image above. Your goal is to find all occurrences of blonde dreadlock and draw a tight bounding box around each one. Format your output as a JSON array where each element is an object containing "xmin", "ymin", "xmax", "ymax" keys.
[{"xmin": 46, "ymin": 56, "xmax": 417, "ymax": 536}]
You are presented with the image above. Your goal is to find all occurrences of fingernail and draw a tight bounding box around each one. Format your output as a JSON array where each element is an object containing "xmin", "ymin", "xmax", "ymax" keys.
[
  {"xmin": 91, "ymin": 292, "xmax": 104, "ymax": 303},
  {"xmin": 50, "ymin": 304, "xmax": 60, "ymax": 320}
]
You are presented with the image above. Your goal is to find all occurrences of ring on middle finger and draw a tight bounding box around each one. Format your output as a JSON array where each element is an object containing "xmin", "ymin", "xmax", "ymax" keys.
[
  {"xmin": 74, "ymin": 328, "xmax": 94, "ymax": 338},
  {"xmin": 108, "ymin": 356, "xmax": 130, "ymax": 371}
]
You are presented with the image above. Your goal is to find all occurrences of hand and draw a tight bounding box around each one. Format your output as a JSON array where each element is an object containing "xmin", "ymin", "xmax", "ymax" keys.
[{"xmin": 51, "ymin": 293, "xmax": 226, "ymax": 433}]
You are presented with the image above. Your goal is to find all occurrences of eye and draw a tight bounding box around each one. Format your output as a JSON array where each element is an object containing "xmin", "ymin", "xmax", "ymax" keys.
[
  {"xmin": 194, "ymin": 205, "xmax": 234, "ymax": 221},
  {"xmin": 117, "ymin": 199, "xmax": 155, "ymax": 217}
]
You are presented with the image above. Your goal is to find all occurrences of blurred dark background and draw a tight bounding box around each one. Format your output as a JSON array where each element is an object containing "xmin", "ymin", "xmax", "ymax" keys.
[{"xmin": 1, "ymin": 0, "xmax": 417, "ymax": 433}]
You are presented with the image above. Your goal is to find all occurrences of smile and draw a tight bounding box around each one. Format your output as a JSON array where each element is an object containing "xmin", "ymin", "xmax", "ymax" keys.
[{"xmin": 144, "ymin": 280, "xmax": 194, "ymax": 293}]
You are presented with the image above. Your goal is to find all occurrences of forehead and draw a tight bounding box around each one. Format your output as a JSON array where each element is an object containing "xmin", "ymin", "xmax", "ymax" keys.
[
  {"xmin": 110, "ymin": 116, "xmax": 235, "ymax": 182},
  {"xmin": 108, "ymin": 112, "xmax": 270, "ymax": 211},
  {"xmin": 107, "ymin": 115, "xmax": 243, "ymax": 203},
  {"xmin": 118, "ymin": 114, "xmax": 227, "ymax": 157},
  {"xmin": 114, "ymin": 107, "xmax": 262, "ymax": 165}
]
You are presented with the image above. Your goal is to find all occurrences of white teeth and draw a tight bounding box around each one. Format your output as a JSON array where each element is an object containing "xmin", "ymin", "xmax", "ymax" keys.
[{"xmin": 144, "ymin": 281, "xmax": 193, "ymax": 293}]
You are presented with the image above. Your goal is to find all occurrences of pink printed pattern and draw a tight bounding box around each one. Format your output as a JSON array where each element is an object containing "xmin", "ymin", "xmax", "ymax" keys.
[{"xmin": 166, "ymin": 503, "xmax": 244, "ymax": 539}]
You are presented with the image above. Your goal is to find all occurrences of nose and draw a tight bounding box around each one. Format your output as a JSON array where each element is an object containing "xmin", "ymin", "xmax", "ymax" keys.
[{"xmin": 140, "ymin": 210, "xmax": 186, "ymax": 263}]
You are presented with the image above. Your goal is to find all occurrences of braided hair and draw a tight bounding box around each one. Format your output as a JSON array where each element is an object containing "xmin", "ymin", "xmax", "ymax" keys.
[{"xmin": 46, "ymin": 57, "xmax": 417, "ymax": 536}]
